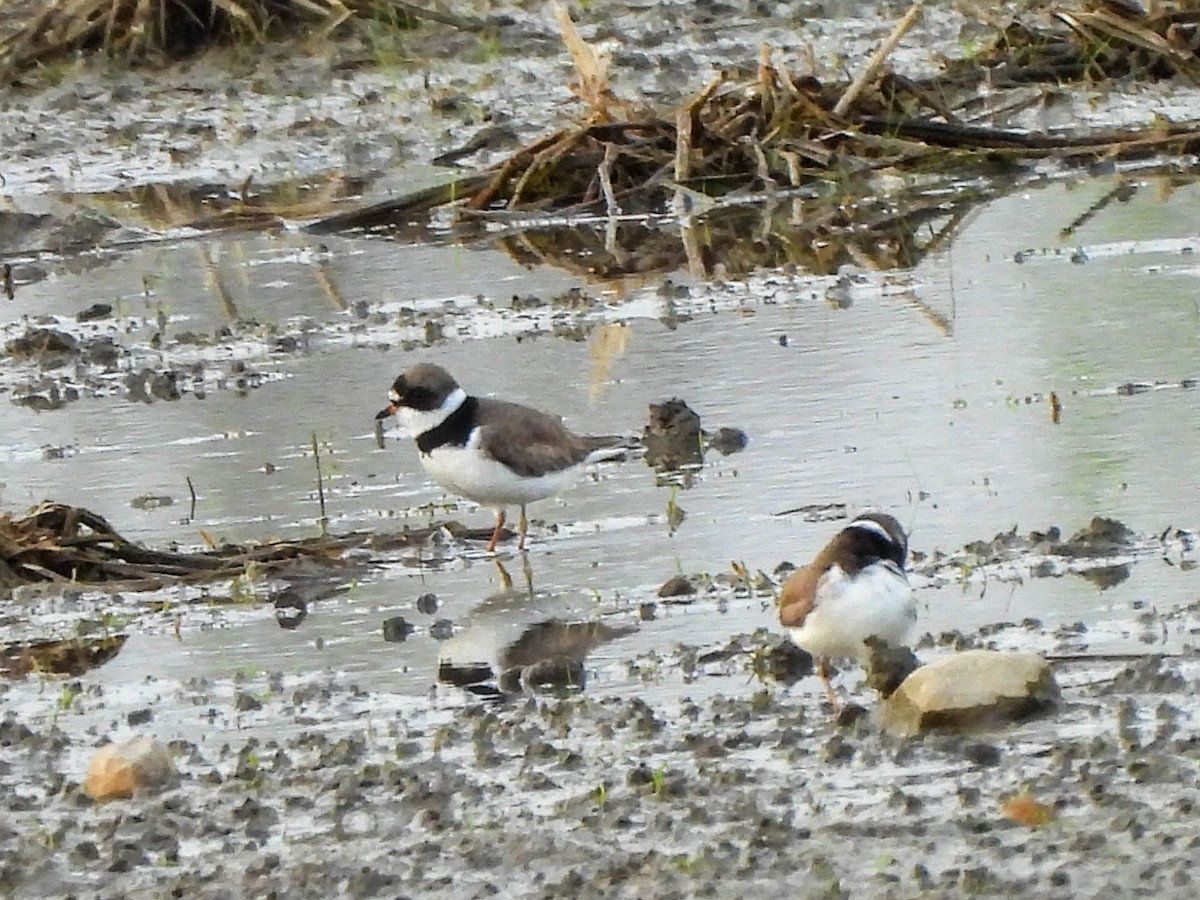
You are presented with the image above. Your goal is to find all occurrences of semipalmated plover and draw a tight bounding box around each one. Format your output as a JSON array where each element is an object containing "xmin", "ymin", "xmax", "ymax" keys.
[
  {"xmin": 779, "ymin": 512, "xmax": 916, "ymax": 708},
  {"xmin": 375, "ymin": 363, "xmax": 629, "ymax": 552}
]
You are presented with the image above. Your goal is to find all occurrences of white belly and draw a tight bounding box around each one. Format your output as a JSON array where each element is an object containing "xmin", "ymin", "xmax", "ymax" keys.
[
  {"xmin": 787, "ymin": 562, "xmax": 915, "ymax": 661},
  {"xmin": 420, "ymin": 445, "xmax": 579, "ymax": 508}
]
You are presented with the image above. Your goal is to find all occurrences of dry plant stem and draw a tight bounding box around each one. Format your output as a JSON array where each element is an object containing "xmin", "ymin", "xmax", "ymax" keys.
[
  {"xmin": 604, "ymin": 213, "xmax": 622, "ymax": 260},
  {"xmin": 674, "ymin": 107, "xmax": 693, "ymax": 183},
  {"xmin": 468, "ymin": 132, "xmax": 563, "ymax": 210},
  {"xmin": 779, "ymin": 150, "xmax": 803, "ymax": 186},
  {"xmin": 1058, "ymin": 7, "xmax": 1200, "ymax": 82},
  {"xmin": 751, "ymin": 142, "xmax": 773, "ymax": 187},
  {"xmin": 775, "ymin": 59, "xmax": 802, "ymax": 99},
  {"xmin": 510, "ymin": 132, "xmax": 587, "ymax": 207},
  {"xmin": 552, "ymin": 0, "xmax": 615, "ymax": 117},
  {"xmin": 757, "ymin": 44, "xmax": 775, "ymax": 124},
  {"xmin": 198, "ymin": 246, "xmax": 239, "ymax": 320},
  {"xmin": 186, "ymin": 477, "xmax": 197, "ymax": 522},
  {"xmin": 308, "ymin": 0, "xmax": 352, "ymax": 41},
  {"xmin": 312, "ymin": 260, "xmax": 345, "ymax": 310},
  {"xmin": 833, "ymin": 0, "xmax": 925, "ymax": 117},
  {"xmin": 678, "ymin": 215, "xmax": 707, "ymax": 279},
  {"xmin": 599, "ymin": 142, "xmax": 622, "ymax": 217}
]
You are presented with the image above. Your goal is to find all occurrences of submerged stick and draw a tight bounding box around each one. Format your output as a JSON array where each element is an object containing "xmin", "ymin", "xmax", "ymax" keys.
[
  {"xmin": 186, "ymin": 476, "xmax": 197, "ymax": 522},
  {"xmin": 311, "ymin": 433, "xmax": 327, "ymax": 534},
  {"xmin": 834, "ymin": 1, "xmax": 924, "ymax": 117}
]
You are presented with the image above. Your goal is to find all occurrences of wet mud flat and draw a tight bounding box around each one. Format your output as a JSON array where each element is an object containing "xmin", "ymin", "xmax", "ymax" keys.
[
  {"xmin": 3, "ymin": 634, "xmax": 1200, "ymax": 899},
  {"xmin": 2, "ymin": 521, "xmax": 1198, "ymax": 898}
]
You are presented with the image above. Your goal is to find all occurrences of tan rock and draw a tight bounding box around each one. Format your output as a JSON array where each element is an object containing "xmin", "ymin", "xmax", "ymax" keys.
[
  {"xmin": 84, "ymin": 736, "xmax": 176, "ymax": 801},
  {"xmin": 880, "ymin": 650, "xmax": 1059, "ymax": 735}
]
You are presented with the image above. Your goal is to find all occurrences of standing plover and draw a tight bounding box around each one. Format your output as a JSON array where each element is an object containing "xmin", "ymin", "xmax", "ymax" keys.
[
  {"xmin": 779, "ymin": 512, "xmax": 916, "ymax": 708},
  {"xmin": 376, "ymin": 363, "xmax": 629, "ymax": 552}
]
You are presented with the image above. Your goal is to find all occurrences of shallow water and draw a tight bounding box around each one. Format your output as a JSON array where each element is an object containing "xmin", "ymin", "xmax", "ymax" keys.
[{"xmin": 2, "ymin": 173, "xmax": 1199, "ymax": 730}]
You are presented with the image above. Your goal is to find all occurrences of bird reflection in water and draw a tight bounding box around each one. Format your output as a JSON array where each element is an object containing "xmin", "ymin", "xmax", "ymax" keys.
[{"xmin": 438, "ymin": 618, "xmax": 635, "ymax": 699}]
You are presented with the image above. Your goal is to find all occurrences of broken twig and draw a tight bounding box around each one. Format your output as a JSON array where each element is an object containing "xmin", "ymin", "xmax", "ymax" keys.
[{"xmin": 834, "ymin": 1, "xmax": 925, "ymax": 117}]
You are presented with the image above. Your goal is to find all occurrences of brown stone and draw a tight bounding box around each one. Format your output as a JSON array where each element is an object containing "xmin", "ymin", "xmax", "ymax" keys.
[{"xmin": 84, "ymin": 737, "xmax": 176, "ymax": 801}]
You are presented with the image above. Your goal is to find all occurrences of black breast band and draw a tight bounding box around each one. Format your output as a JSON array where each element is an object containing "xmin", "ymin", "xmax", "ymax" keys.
[{"xmin": 416, "ymin": 395, "xmax": 478, "ymax": 455}]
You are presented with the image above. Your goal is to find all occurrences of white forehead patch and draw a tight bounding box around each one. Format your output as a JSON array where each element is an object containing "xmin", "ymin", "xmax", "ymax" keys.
[
  {"xmin": 848, "ymin": 517, "xmax": 894, "ymax": 543},
  {"xmin": 389, "ymin": 389, "xmax": 400, "ymax": 403}
]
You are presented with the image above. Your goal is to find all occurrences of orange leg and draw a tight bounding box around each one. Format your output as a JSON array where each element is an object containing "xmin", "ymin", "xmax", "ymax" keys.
[
  {"xmin": 486, "ymin": 509, "xmax": 506, "ymax": 553},
  {"xmin": 817, "ymin": 658, "xmax": 842, "ymax": 713}
]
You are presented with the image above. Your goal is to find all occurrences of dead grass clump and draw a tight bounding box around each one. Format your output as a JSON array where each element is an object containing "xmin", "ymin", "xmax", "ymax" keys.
[
  {"xmin": 0, "ymin": 501, "xmax": 340, "ymax": 589},
  {"xmin": 954, "ymin": 0, "xmax": 1200, "ymax": 87},
  {"xmin": 0, "ymin": 0, "xmax": 352, "ymax": 72},
  {"xmin": 0, "ymin": 501, "xmax": 504, "ymax": 590},
  {"xmin": 309, "ymin": 0, "xmax": 1200, "ymax": 235}
]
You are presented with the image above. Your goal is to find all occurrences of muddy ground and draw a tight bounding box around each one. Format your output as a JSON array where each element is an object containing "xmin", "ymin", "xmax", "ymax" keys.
[
  {"xmin": 4, "ymin": 617, "xmax": 1200, "ymax": 899},
  {"xmin": 3, "ymin": 0, "xmax": 1200, "ymax": 897}
]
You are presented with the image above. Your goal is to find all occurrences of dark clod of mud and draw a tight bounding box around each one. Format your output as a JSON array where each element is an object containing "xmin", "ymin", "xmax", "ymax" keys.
[
  {"xmin": 415, "ymin": 592, "xmax": 439, "ymax": 615},
  {"xmin": 429, "ymin": 619, "xmax": 455, "ymax": 641},
  {"xmin": 706, "ymin": 426, "xmax": 749, "ymax": 456},
  {"xmin": 5, "ymin": 327, "xmax": 78, "ymax": 363},
  {"xmin": 437, "ymin": 660, "xmax": 493, "ymax": 689},
  {"xmin": 757, "ymin": 638, "xmax": 813, "ymax": 686},
  {"xmin": 833, "ymin": 704, "xmax": 870, "ymax": 729},
  {"xmin": 862, "ymin": 637, "xmax": 922, "ymax": 698},
  {"xmin": 272, "ymin": 591, "xmax": 309, "ymax": 630},
  {"xmin": 75, "ymin": 303, "xmax": 113, "ymax": 323},
  {"xmin": 657, "ymin": 575, "xmax": 696, "ymax": 598},
  {"xmin": 381, "ymin": 616, "xmax": 414, "ymax": 643},
  {"xmin": 1062, "ymin": 515, "xmax": 1135, "ymax": 555},
  {"xmin": 1, "ymin": 635, "xmax": 127, "ymax": 679},
  {"xmin": 641, "ymin": 398, "xmax": 748, "ymax": 473},
  {"xmin": 642, "ymin": 398, "xmax": 703, "ymax": 471}
]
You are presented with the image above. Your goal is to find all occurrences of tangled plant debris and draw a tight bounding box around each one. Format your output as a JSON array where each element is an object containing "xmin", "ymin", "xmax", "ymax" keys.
[
  {"xmin": 0, "ymin": 501, "xmax": 497, "ymax": 591},
  {"xmin": 299, "ymin": 1, "xmax": 1200, "ymax": 278},
  {"xmin": 6, "ymin": 3, "xmax": 1200, "ymax": 281},
  {"xmin": 1, "ymin": 0, "xmax": 352, "ymax": 72}
]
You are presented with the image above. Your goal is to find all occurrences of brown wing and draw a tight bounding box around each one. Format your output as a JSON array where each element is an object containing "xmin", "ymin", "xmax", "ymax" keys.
[
  {"xmin": 475, "ymin": 398, "xmax": 611, "ymax": 477},
  {"xmin": 779, "ymin": 536, "xmax": 847, "ymax": 627},
  {"xmin": 779, "ymin": 562, "xmax": 825, "ymax": 628}
]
